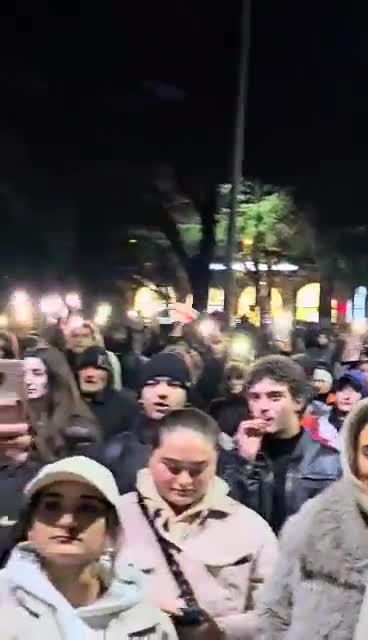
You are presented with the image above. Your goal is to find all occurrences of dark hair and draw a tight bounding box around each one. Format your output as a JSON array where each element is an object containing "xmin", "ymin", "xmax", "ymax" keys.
[
  {"xmin": 25, "ymin": 346, "xmax": 97, "ymax": 462},
  {"xmin": 246, "ymin": 355, "xmax": 307, "ymax": 401},
  {"xmin": 151, "ymin": 407, "xmax": 220, "ymax": 450},
  {"xmin": 0, "ymin": 331, "xmax": 19, "ymax": 359}
]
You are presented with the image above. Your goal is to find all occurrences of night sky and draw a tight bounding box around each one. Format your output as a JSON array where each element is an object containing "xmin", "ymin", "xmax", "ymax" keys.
[{"xmin": 1, "ymin": 1, "xmax": 368, "ymax": 284}]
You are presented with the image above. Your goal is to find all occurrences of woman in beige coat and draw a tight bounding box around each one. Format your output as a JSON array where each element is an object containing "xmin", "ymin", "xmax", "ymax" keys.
[
  {"xmin": 118, "ymin": 408, "xmax": 278, "ymax": 640},
  {"xmin": 0, "ymin": 456, "xmax": 176, "ymax": 640}
]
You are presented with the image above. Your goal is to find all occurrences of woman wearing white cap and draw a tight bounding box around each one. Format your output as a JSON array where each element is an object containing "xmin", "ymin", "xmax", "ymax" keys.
[{"xmin": 0, "ymin": 456, "xmax": 177, "ymax": 640}]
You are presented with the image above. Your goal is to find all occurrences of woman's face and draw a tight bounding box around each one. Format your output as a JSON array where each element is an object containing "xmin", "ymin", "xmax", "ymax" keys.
[
  {"xmin": 149, "ymin": 428, "xmax": 217, "ymax": 512},
  {"xmin": 27, "ymin": 481, "xmax": 112, "ymax": 567},
  {"xmin": 24, "ymin": 357, "xmax": 48, "ymax": 400}
]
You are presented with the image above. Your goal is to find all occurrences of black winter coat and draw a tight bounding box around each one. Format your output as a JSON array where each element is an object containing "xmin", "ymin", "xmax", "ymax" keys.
[
  {"xmin": 83, "ymin": 387, "xmax": 138, "ymax": 442},
  {"xmin": 0, "ymin": 460, "xmax": 41, "ymax": 565}
]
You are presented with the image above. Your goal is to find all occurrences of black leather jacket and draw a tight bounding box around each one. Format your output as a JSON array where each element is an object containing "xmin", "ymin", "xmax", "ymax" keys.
[{"xmin": 220, "ymin": 430, "xmax": 341, "ymax": 533}]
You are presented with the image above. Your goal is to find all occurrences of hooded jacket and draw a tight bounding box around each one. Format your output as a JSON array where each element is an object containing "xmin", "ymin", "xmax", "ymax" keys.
[
  {"xmin": 0, "ymin": 543, "xmax": 177, "ymax": 640},
  {"xmin": 259, "ymin": 398, "xmax": 368, "ymax": 639}
]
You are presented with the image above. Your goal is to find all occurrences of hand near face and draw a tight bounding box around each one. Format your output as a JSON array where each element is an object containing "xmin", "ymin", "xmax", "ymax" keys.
[
  {"xmin": 234, "ymin": 419, "xmax": 268, "ymax": 461},
  {"xmin": 0, "ymin": 423, "xmax": 32, "ymax": 463}
]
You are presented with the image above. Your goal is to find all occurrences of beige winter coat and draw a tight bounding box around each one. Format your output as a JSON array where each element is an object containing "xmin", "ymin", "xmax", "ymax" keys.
[{"xmin": 118, "ymin": 469, "xmax": 279, "ymax": 640}]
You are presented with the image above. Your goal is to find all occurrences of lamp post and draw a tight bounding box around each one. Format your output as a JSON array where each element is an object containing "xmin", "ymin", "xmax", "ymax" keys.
[{"xmin": 224, "ymin": 0, "xmax": 252, "ymax": 326}]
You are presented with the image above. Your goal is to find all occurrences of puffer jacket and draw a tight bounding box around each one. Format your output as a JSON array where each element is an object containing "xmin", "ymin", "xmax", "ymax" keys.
[
  {"xmin": 0, "ymin": 543, "xmax": 177, "ymax": 640},
  {"xmin": 259, "ymin": 398, "xmax": 368, "ymax": 639},
  {"xmin": 222, "ymin": 429, "xmax": 341, "ymax": 533}
]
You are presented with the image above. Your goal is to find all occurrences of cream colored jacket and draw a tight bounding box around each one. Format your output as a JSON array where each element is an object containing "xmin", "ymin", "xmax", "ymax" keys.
[{"xmin": 118, "ymin": 469, "xmax": 279, "ymax": 640}]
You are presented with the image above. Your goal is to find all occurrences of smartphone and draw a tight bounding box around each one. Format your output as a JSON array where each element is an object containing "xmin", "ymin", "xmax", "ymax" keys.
[
  {"xmin": 172, "ymin": 607, "xmax": 203, "ymax": 626},
  {"xmin": 0, "ymin": 360, "xmax": 27, "ymax": 424}
]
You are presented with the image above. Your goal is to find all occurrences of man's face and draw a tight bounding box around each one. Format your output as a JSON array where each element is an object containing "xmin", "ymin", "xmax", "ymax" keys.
[
  {"xmin": 247, "ymin": 377, "xmax": 302, "ymax": 435},
  {"xmin": 335, "ymin": 385, "xmax": 362, "ymax": 414},
  {"xmin": 140, "ymin": 377, "xmax": 187, "ymax": 420},
  {"xmin": 79, "ymin": 367, "xmax": 108, "ymax": 395},
  {"xmin": 69, "ymin": 327, "xmax": 94, "ymax": 354}
]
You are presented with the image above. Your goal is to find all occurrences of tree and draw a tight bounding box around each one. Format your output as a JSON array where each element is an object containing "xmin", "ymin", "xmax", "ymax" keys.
[
  {"xmin": 126, "ymin": 176, "xmax": 314, "ymax": 318},
  {"xmin": 217, "ymin": 180, "xmax": 313, "ymax": 323},
  {"xmin": 136, "ymin": 166, "xmax": 218, "ymax": 311}
]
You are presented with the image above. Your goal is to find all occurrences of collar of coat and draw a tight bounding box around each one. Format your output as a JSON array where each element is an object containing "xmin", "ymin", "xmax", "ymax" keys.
[
  {"xmin": 136, "ymin": 468, "xmax": 233, "ymax": 522},
  {"xmin": 293, "ymin": 480, "xmax": 368, "ymax": 592}
]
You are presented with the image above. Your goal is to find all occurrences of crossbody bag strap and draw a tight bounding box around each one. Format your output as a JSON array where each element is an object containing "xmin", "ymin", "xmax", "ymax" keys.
[{"xmin": 137, "ymin": 491, "xmax": 199, "ymax": 609}]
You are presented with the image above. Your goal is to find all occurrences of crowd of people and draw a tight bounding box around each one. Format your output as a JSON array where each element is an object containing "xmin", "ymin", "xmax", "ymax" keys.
[{"xmin": 0, "ymin": 315, "xmax": 367, "ymax": 637}]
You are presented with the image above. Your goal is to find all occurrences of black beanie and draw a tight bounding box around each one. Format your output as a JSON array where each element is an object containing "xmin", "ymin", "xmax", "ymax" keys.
[
  {"xmin": 77, "ymin": 346, "xmax": 112, "ymax": 373},
  {"xmin": 139, "ymin": 352, "xmax": 191, "ymax": 391}
]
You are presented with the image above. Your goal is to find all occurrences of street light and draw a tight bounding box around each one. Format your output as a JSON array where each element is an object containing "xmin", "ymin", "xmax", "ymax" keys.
[{"xmin": 224, "ymin": 0, "xmax": 252, "ymax": 327}]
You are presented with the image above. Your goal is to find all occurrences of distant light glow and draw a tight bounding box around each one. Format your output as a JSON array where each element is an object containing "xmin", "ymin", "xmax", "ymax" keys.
[
  {"xmin": 272, "ymin": 311, "xmax": 294, "ymax": 341},
  {"xmin": 209, "ymin": 262, "xmax": 244, "ymax": 272},
  {"xmin": 10, "ymin": 290, "xmax": 30, "ymax": 306},
  {"xmin": 0, "ymin": 314, "xmax": 8, "ymax": 329},
  {"xmin": 272, "ymin": 261, "xmax": 299, "ymax": 272},
  {"xmin": 10, "ymin": 290, "xmax": 33, "ymax": 326},
  {"xmin": 65, "ymin": 292, "xmax": 82, "ymax": 310},
  {"xmin": 352, "ymin": 319, "xmax": 367, "ymax": 336},
  {"xmin": 94, "ymin": 303, "xmax": 112, "ymax": 327},
  {"xmin": 210, "ymin": 260, "xmax": 298, "ymax": 273},
  {"xmin": 244, "ymin": 261, "xmax": 256, "ymax": 272},
  {"xmin": 40, "ymin": 294, "xmax": 64, "ymax": 316},
  {"xmin": 229, "ymin": 334, "xmax": 254, "ymax": 361},
  {"xmin": 209, "ymin": 263, "xmax": 226, "ymax": 271},
  {"xmin": 198, "ymin": 318, "xmax": 218, "ymax": 337}
]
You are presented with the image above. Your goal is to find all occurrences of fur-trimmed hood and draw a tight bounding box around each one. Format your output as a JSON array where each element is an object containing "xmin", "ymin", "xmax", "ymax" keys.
[
  {"xmin": 297, "ymin": 480, "xmax": 368, "ymax": 591},
  {"xmin": 340, "ymin": 398, "xmax": 368, "ymax": 515},
  {"xmin": 260, "ymin": 480, "xmax": 368, "ymax": 639}
]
